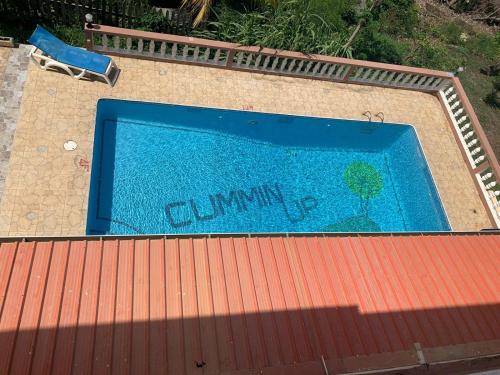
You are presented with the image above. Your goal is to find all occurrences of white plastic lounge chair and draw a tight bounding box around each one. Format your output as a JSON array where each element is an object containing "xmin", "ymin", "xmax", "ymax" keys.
[{"xmin": 27, "ymin": 25, "xmax": 119, "ymax": 86}]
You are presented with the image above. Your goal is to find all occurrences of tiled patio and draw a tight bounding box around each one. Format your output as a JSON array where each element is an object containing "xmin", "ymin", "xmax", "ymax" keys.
[{"xmin": 0, "ymin": 47, "xmax": 492, "ymax": 236}]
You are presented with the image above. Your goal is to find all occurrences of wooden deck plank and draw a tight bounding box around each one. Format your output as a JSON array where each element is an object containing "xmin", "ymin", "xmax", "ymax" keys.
[
  {"xmin": 451, "ymin": 236, "xmax": 500, "ymax": 333},
  {"xmin": 291, "ymin": 237, "xmax": 338, "ymax": 359},
  {"xmin": 357, "ymin": 237, "xmax": 413, "ymax": 350},
  {"xmin": 283, "ymin": 237, "xmax": 336, "ymax": 358},
  {"xmin": 111, "ymin": 239, "xmax": 134, "ymax": 375},
  {"xmin": 179, "ymin": 238, "xmax": 203, "ymax": 375},
  {"xmin": 306, "ymin": 236, "xmax": 353, "ymax": 357},
  {"xmin": 219, "ymin": 237, "xmax": 252, "ymax": 370},
  {"xmin": 318, "ymin": 237, "xmax": 366, "ymax": 356},
  {"xmin": 149, "ymin": 238, "xmax": 168, "ymax": 375},
  {"xmin": 30, "ymin": 241, "xmax": 70, "ymax": 375},
  {"xmin": 0, "ymin": 242, "xmax": 18, "ymax": 318},
  {"xmin": 132, "ymin": 239, "xmax": 150, "ymax": 374},
  {"xmin": 257, "ymin": 237, "xmax": 298, "ymax": 364},
  {"xmin": 394, "ymin": 236, "xmax": 459, "ymax": 346},
  {"xmin": 9, "ymin": 241, "xmax": 52, "ymax": 375},
  {"xmin": 165, "ymin": 238, "xmax": 185, "ymax": 375},
  {"xmin": 233, "ymin": 237, "xmax": 268, "ymax": 369},
  {"xmin": 326, "ymin": 237, "xmax": 379, "ymax": 354},
  {"xmin": 206, "ymin": 237, "xmax": 237, "ymax": 373},
  {"xmin": 409, "ymin": 236, "xmax": 473, "ymax": 344},
  {"xmin": 51, "ymin": 240, "xmax": 87, "ymax": 375},
  {"xmin": 269, "ymin": 237, "xmax": 313, "ymax": 363},
  {"xmin": 372, "ymin": 237, "xmax": 429, "ymax": 346},
  {"xmin": 93, "ymin": 239, "xmax": 119, "ymax": 375},
  {"xmin": 246, "ymin": 238, "xmax": 283, "ymax": 367},
  {"xmin": 430, "ymin": 235, "xmax": 491, "ymax": 341},
  {"xmin": 0, "ymin": 242, "xmax": 35, "ymax": 374},
  {"xmin": 193, "ymin": 238, "xmax": 220, "ymax": 375},
  {"xmin": 72, "ymin": 240, "xmax": 103, "ymax": 375},
  {"xmin": 341, "ymin": 237, "xmax": 394, "ymax": 353}
]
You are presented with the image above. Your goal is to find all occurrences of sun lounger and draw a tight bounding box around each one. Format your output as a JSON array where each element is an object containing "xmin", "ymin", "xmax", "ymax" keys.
[{"xmin": 27, "ymin": 25, "xmax": 118, "ymax": 86}]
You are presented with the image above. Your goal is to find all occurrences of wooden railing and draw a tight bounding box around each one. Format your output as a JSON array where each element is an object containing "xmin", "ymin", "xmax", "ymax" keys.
[
  {"xmin": 85, "ymin": 24, "xmax": 453, "ymax": 92},
  {"xmin": 84, "ymin": 24, "xmax": 500, "ymax": 228},
  {"xmin": 439, "ymin": 78, "xmax": 500, "ymax": 226}
]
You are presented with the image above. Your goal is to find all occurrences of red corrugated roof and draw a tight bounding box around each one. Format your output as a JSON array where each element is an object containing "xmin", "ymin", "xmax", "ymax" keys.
[{"xmin": 0, "ymin": 233, "xmax": 499, "ymax": 374}]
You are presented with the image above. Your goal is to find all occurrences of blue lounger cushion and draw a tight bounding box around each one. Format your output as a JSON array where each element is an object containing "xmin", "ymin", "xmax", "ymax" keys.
[{"xmin": 28, "ymin": 25, "xmax": 111, "ymax": 75}]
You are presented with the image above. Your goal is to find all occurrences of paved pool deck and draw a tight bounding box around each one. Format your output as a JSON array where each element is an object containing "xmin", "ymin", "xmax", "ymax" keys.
[{"xmin": 0, "ymin": 47, "xmax": 492, "ymax": 235}]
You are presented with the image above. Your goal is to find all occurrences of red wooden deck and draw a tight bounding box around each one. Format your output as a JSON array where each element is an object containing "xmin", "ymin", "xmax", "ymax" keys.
[{"xmin": 0, "ymin": 233, "xmax": 499, "ymax": 374}]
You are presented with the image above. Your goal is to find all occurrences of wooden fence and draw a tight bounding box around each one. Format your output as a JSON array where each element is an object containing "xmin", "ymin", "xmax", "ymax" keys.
[
  {"xmin": 0, "ymin": 0, "xmax": 192, "ymax": 35},
  {"xmin": 84, "ymin": 24, "xmax": 500, "ymax": 228}
]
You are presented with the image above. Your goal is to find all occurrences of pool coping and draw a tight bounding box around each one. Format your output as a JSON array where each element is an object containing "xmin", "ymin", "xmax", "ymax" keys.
[{"xmin": 1, "ymin": 229, "xmax": 498, "ymax": 243}]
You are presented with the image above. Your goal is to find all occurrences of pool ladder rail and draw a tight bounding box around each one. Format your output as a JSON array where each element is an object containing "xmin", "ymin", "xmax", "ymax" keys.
[
  {"xmin": 362, "ymin": 111, "xmax": 385, "ymax": 123},
  {"xmin": 362, "ymin": 111, "xmax": 372, "ymax": 122},
  {"xmin": 361, "ymin": 111, "xmax": 384, "ymax": 135},
  {"xmin": 375, "ymin": 112, "xmax": 384, "ymax": 123}
]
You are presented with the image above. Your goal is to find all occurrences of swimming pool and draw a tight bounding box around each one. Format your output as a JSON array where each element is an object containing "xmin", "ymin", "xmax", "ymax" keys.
[{"xmin": 87, "ymin": 99, "xmax": 450, "ymax": 235}]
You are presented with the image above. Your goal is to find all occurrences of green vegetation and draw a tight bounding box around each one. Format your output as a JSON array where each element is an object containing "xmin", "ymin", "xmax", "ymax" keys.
[
  {"xmin": 195, "ymin": 0, "xmax": 352, "ymax": 56},
  {"xmin": 195, "ymin": 0, "xmax": 499, "ymax": 71}
]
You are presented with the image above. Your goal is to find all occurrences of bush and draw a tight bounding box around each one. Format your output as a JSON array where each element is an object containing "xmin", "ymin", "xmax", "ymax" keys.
[
  {"xmin": 484, "ymin": 90, "xmax": 499, "ymax": 108},
  {"xmin": 403, "ymin": 34, "xmax": 464, "ymax": 71},
  {"xmin": 198, "ymin": 0, "xmax": 352, "ymax": 57},
  {"xmin": 308, "ymin": 0, "xmax": 354, "ymax": 31},
  {"xmin": 484, "ymin": 78, "xmax": 500, "ymax": 108},
  {"xmin": 49, "ymin": 24, "xmax": 85, "ymax": 46},
  {"xmin": 432, "ymin": 22, "xmax": 464, "ymax": 45},
  {"xmin": 372, "ymin": 0, "xmax": 418, "ymax": 37},
  {"xmin": 465, "ymin": 32, "xmax": 500, "ymax": 60},
  {"xmin": 353, "ymin": 25, "xmax": 404, "ymax": 64},
  {"xmin": 135, "ymin": 9, "xmax": 173, "ymax": 33}
]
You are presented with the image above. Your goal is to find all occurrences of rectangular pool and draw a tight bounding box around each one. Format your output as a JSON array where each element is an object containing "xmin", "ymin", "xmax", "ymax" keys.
[{"xmin": 87, "ymin": 99, "xmax": 450, "ymax": 235}]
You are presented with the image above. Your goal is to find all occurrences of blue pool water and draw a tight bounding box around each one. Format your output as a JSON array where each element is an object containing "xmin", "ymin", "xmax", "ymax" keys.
[{"xmin": 87, "ymin": 99, "xmax": 450, "ymax": 235}]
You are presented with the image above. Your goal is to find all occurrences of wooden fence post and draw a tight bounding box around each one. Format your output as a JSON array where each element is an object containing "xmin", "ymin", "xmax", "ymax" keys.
[
  {"xmin": 342, "ymin": 65, "xmax": 354, "ymax": 81},
  {"xmin": 225, "ymin": 50, "xmax": 236, "ymax": 68},
  {"xmin": 84, "ymin": 26, "xmax": 93, "ymax": 50}
]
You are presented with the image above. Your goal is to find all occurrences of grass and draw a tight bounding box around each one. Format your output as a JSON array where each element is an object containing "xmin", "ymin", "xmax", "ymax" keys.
[
  {"xmin": 459, "ymin": 55, "xmax": 500, "ymax": 159},
  {"xmin": 390, "ymin": 14, "xmax": 500, "ymax": 159}
]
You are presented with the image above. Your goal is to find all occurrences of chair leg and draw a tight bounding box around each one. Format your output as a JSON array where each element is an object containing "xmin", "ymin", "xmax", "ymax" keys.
[
  {"xmin": 29, "ymin": 53, "xmax": 45, "ymax": 71},
  {"xmin": 44, "ymin": 61, "xmax": 75, "ymax": 77},
  {"xmin": 104, "ymin": 61, "xmax": 118, "ymax": 86},
  {"xmin": 74, "ymin": 69, "xmax": 87, "ymax": 80}
]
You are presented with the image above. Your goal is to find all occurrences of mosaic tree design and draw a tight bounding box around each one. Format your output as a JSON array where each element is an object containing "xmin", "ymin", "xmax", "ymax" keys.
[
  {"xmin": 323, "ymin": 161, "xmax": 384, "ymax": 232},
  {"xmin": 343, "ymin": 161, "xmax": 383, "ymax": 216}
]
